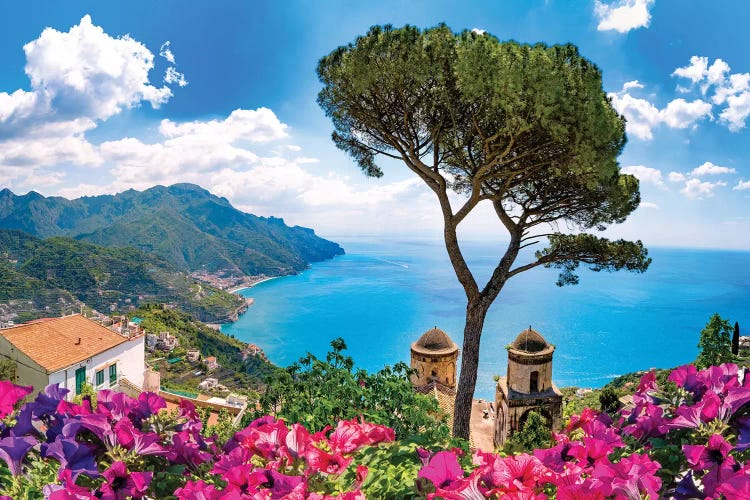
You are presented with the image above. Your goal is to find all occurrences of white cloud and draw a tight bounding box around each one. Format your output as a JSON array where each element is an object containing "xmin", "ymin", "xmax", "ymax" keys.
[
  {"xmin": 21, "ymin": 15, "xmax": 171, "ymax": 122},
  {"xmin": 668, "ymin": 172, "xmax": 686, "ymax": 183},
  {"xmin": 609, "ymin": 83, "xmax": 711, "ymax": 140},
  {"xmin": 620, "ymin": 165, "xmax": 664, "ymax": 187},
  {"xmin": 690, "ymin": 161, "xmax": 736, "ymax": 176},
  {"xmin": 672, "ymin": 56, "xmax": 750, "ymax": 131},
  {"xmin": 719, "ymin": 90, "xmax": 750, "ymax": 131},
  {"xmin": 471, "ymin": 28, "xmax": 486, "ymax": 35},
  {"xmin": 639, "ymin": 201, "xmax": 659, "ymax": 208},
  {"xmin": 680, "ymin": 178, "xmax": 726, "ymax": 199},
  {"xmin": 733, "ymin": 180, "xmax": 750, "ymax": 191},
  {"xmin": 0, "ymin": 15, "xmax": 175, "ymax": 174},
  {"xmin": 660, "ymin": 98, "xmax": 712, "ymax": 128},
  {"xmin": 164, "ymin": 67, "xmax": 188, "ymax": 87},
  {"xmin": 673, "ymin": 56, "xmax": 708, "ymax": 84},
  {"xmin": 594, "ymin": 0, "xmax": 655, "ymax": 33},
  {"xmin": 159, "ymin": 41, "xmax": 175, "ymax": 64},
  {"xmin": 622, "ymin": 80, "xmax": 644, "ymax": 91}
]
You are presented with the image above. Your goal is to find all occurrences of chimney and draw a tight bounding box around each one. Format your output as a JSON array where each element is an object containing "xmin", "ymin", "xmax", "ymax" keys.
[{"xmin": 75, "ymin": 337, "xmax": 81, "ymax": 345}]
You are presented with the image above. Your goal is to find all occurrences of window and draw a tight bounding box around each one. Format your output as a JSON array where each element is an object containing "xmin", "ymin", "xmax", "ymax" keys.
[
  {"xmin": 109, "ymin": 364, "xmax": 117, "ymax": 385},
  {"xmin": 96, "ymin": 369, "xmax": 104, "ymax": 387},
  {"xmin": 75, "ymin": 367, "xmax": 86, "ymax": 394},
  {"xmin": 530, "ymin": 371, "xmax": 539, "ymax": 392}
]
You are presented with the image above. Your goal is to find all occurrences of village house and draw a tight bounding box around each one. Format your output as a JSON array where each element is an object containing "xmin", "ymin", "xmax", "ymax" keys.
[
  {"xmin": 145, "ymin": 333, "xmax": 158, "ymax": 352},
  {"xmin": 186, "ymin": 349, "xmax": 200, "ymax": 362},
  {"xmin": 198, "ymin": 377, "xmax": 218, "ymax": 391},
  {"xmin": 0, "ymin": 314, "xmax": 146, "ymax": 398},
  {"xmin": 156, "ymin": 331, "xmax": 179, "ymax": 352},
  {"xmin": 203, "ymin": 356, "xmax": 219, "ymax": 371}
]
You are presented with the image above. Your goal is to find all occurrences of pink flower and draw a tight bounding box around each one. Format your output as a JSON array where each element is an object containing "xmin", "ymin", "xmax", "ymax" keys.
[
  {"xmin": 99, "ymin": 461, "xmax": 152, "ymax": 499},
  {"xmin": 715, "ymin": 465, "xmax": 750, "ymax": 498},
  {"xmin": 482, "ymin": 454, "xmax": 548, "ymax": 494},
  {"xmin": 0, "ymin": 381, "xmax": 32, "ymax": 419},
  {"xmin": 418, "ymin": 451, "xmax": 465, "ymax": 489},
  {"xmin": 329, "ymin": 418, "xmax": 368, "ymax": 454},
  {"xmin": 683, "ymin": 433, "xmax": 736, "ymax": 496},
  {"xmin": 175, "ymin": 480, "xmax": 224, "ymax": 500},
  {"xmin": 304, "ymin": 446, "xmax": 353, "ymax": 475},
  {"xmin": 590, "ymin": 453, "xmax": 661, "ymax": 499}
]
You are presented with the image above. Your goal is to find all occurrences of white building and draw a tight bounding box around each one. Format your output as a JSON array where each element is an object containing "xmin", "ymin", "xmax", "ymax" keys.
[{"xmin": 0, "ymin": 314, "xmax": 145, "ymax": 398}]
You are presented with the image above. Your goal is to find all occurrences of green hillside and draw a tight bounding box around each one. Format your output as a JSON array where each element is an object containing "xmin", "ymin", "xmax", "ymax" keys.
[
  {"xmin": 0, "ymin": 183, "xmax": 344, "ymax": 275},
  {"xmin": 0, "ymin": 229, "xmax": 244, "ymax": 322}
]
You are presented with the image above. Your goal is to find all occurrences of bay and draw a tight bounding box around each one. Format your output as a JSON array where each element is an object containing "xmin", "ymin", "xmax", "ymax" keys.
[{"xmin": 222, "ymin": 238, "xmax": 750, "ymax": 399}]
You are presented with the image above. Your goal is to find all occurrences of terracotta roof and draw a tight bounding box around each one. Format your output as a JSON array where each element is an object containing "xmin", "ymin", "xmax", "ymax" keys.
[
  {"xmin": 414, "ymin": 381, "xmax": 456, "ymax": 428},
  {"xmin": 411, "ymin": 327, "xmax": 458, "ymax": 355},
  {"xmin": 510, "ymin": 327, "xmax": 551, "ymax": 353},
  {"xmin": 0, "ymin": 315, "xmax": 128, "ymax": 372}
]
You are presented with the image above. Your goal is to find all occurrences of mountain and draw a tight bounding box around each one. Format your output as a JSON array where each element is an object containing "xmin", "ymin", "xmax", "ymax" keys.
[
  {"xmin": 0, "ymin": 229, "xmax": 245, "ymax": 323},
  {"xmin": 0, "ymin": 184, "xmax": 344, "ymax": 276}
]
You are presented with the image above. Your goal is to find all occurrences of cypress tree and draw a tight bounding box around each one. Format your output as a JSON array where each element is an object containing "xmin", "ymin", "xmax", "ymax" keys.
[{"xmin": 732, "ymin": 321, "xmax": 740, "ymax": 356}]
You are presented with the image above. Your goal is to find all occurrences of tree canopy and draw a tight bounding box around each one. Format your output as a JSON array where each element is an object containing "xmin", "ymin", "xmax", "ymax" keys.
[
  {"xmin": 318, "ymin": 24, "xmax": 650, "ymax": 438},
  {"xmin": 696, "ymin": 313, "xmax": 734, "ymax": 369}
]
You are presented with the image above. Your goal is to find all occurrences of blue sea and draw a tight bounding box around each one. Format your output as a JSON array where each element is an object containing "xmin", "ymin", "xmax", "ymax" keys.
[{"xmin": 222, "ymin": 238, "xmax": 750, "ymax": 399}]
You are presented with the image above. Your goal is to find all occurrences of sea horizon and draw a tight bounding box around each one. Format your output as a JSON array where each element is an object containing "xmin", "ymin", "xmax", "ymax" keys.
[{"xmin": 222, "ymin": 238, "xmax": 750, "ymax": 400}]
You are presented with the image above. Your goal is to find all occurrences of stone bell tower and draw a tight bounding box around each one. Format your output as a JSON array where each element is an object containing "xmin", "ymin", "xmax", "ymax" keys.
[
  {"xmin": 410, "ymin": 327, "xmax": 459, "ymax": 390},
  {"xmin": 494, "ymin": 327, "xmax": 563, "ymax": 447}
]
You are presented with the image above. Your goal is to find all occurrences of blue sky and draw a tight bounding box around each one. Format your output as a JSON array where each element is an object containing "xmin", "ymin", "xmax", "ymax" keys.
[{"xmin": 1, "ymin": 0, "xmax": 749, "ymax": 249}]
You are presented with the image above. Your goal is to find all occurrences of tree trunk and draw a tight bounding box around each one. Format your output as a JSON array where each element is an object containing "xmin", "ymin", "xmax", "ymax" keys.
[{"xmin": 452, "ymin": 300, "xmax": 490, "ymax": 439}]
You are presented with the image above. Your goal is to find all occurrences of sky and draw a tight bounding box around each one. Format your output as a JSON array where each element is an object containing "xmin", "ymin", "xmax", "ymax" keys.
[{"xmin": 0, "ymin": 0, "xmax": 749, "ymax": 249}]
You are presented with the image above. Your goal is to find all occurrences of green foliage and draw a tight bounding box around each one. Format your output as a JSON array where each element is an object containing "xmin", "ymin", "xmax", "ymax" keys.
[
  {"xmin": 338, "ymin": 435, "xmax": 467, "ymax": 499},
  {"xmin": 599, "ymin": 386, "xmax": 620, "ymax": 415},
  {"xmin": 0, "ymin": 358, "xmax": 16, "ymax": 382},
  {"xmin": 0, "ymin": 183, "xmax": 343, "ymax": 276},
  {"xmin": 72, "ymin": 382, "xmax": 98, "ymax": 407},
  {"xmin": 537, "ymin": 234, "xmax": 651, "ymax": 286},
  {"xmin": 696, "ymin": 313, "xmax": 734, "ymax": 369},
  {"xmin": 505, "ymin": 410, "xmax": 551, "ymax": 453},
  {"xmin": 248, "ymin": 338, "xmax": 452, "ymax": 443}
]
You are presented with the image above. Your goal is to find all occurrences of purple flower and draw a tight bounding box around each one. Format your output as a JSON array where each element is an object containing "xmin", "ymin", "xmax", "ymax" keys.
[
  {"xmin": 683, "ymin": 433, "xmax": 736, "ymax": 496},
  {"xmin": 668, "ymin": 392, "xmax": 719, "ymax": 429},
  {"xmin": 715, "ymin": 465, "xmax": 750, "ymax": 498},
  {"xmin": 10, "ymin": 405, "xmax": 39, "ymax": 437},
  {"xmin": 32, "ymin": 384, "xmax": 70, "ymax": 418},
  {"xmin": 132, "ymin": 392, "xmax": 166, "ymax": 422},
  {"xmin": 0, "ymin": 435, "xmax": 36, "ymax": 475},
  {"xmin": 736, "ymin": 415, "xmax": 750, "ymax": 451},
  {"xmin": 245, "ymin": 469, "xmax": 305, "ymax": 496},
  {"xmin": 113, "ymin": 419, "xmax": 167, "ymax": 456},
  {"xmin": 99, "ymin": 461, "xmax": 152, "ymax": 499},
  {"xmin": 42, "ymin": 437, "xmax": 100, "ymax": 480},
  {"xmin": 168, "ymin": 430, "xmax": 212, "ymax": 470},
  {"xmin": 0, "ymin": 381, "xmax": 32, "ymax": 419},
  {"xmin": 175, "ymin": 480, "xmax": 223, "ymax": 500},
  {"xmin": 95, "ymin": 391, "xmax": 136, "ymax": 421},
  {"xmin": 669, "ymin": 364, "xmax": 704, "ymax": 396},
  {"xmin": 78, "ymin": 413, "xmax": 117, "ymax": 449},
  {"xmin": 672, "ymin": 471, "xmax": 706, "ymax": 499},
  {"xmin": 417, "ymin": 450, "xmax": 464, "ymax": 489}
]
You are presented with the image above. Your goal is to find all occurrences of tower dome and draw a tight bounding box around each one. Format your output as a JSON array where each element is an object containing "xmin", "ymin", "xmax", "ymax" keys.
[
  {"xmin": 411, "ymin": 327, "xmax": 458, "ymax": 355},
  {"xmin": 510, "ymin": 327, "xmax": 553, "ymax": 354},
  {"xmin": 410, "ymin": 327, "xmax": 459, "ymax": 390}
]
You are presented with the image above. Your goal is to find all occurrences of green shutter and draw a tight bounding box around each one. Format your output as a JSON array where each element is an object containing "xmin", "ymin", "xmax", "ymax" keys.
[
  {"xmin": 109, "ymin": 364, "xmax": 117, "ymax": 384},
  {"xmin": 96, "ymin": 369, "xmax": 104, "ymax": 386},
  {"xmin": 75, "ymin": 367, "xmax": 86, "ymax": 395}
]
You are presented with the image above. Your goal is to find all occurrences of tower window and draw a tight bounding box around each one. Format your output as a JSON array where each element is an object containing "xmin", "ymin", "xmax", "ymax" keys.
[{"xmin": 530, "ymin": 371, "xmax": 539, "ymax": 392}]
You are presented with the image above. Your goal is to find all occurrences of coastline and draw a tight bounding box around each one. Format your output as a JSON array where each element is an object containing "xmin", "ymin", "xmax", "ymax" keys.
[{"xmin": 228, "ymin": 275, "xmax": 283, "ymax": 294}]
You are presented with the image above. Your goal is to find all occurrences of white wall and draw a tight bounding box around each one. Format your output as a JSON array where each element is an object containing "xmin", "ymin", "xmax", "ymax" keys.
[{"xmin": 52, "ymin": 335, "xmax": 145, "ymax": 398}]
